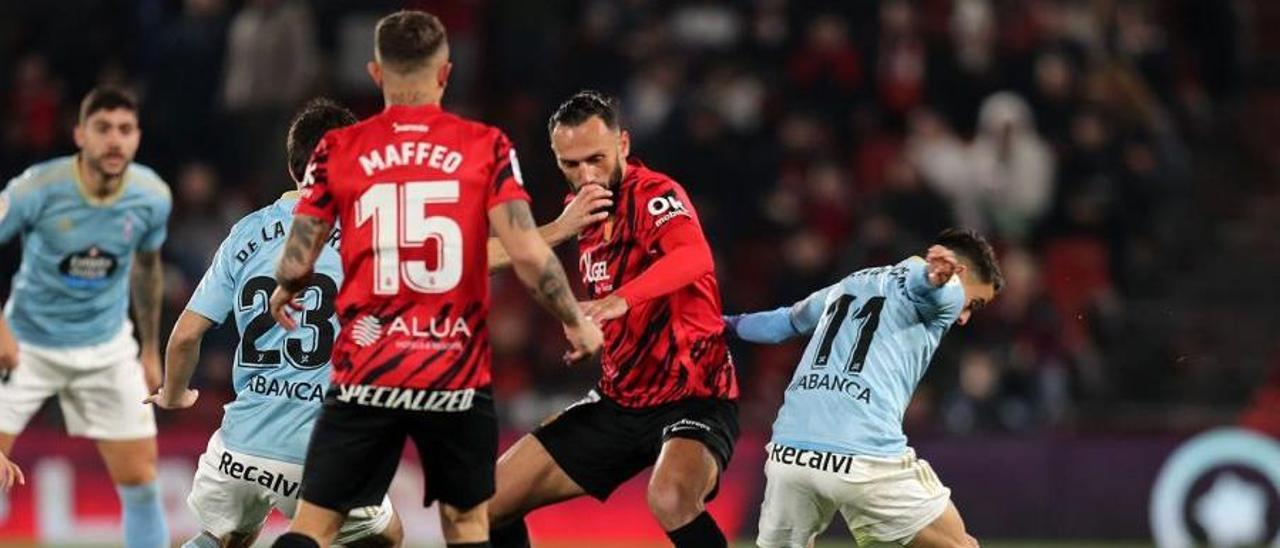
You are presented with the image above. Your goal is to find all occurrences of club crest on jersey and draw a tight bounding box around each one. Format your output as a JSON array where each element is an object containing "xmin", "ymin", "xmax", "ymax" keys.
[{"xmin": 647, "ymin": 190, "xmax": 690, "ymax": 228}]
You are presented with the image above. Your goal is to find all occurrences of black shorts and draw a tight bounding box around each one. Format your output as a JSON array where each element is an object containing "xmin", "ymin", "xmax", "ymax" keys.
[
  {"xmin": 534, "ymin": 390, "xmax": 739, "ymax": 501},
  {"xmin": 301, "ymin": 386, "xmax": 496, "ymax": 512}
]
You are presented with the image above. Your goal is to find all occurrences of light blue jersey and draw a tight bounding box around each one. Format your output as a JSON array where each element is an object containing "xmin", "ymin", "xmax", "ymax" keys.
[
  {"xmin": 735, "ymin": 257, "xmax": 964, "ymax": 457},
  {"xmin": 186, "ymin": 193, "xmax": 342, "ymax": 464},
  {"xmin": 0, "ymin": 156, "xmax": 171, "ymax": 348}
]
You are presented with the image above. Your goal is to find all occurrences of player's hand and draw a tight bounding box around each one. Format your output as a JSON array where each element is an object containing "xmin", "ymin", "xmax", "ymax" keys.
[
  {"xmin": 556, "ymin": 185, "xmax": 612, "ymax": 236},
  {"xmin": 0, "ymin": 451, "xmax": 23, "ymax": 492},
  {"xmin": 563, "ymin": 319, "xmax": 604, "ymax": 365},
  {"xmin": 143, "ymin": 386, "xmax": 200, "ymax": 410},
  {"xmin": 0, "ymin": 321, "xmax": 18, "ymax": 380},
  {"xmin": 925, "ymin": 245, "xmax": 963, "ymax": 287},
  {"xmin": 580, "ymin": 295, "xmax": 629, "ymax": 324},
  {"xmin": 140, "ymin": 347, "xmax": 162, "ymax": 393},
  {"xmin": 269, "ymin": 286, "xmax": 305, "ymax": 331}
]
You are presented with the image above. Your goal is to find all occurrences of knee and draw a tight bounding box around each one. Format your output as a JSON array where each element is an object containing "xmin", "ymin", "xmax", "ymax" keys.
[
  {"xmin": 646, "ymin": 478, "xmax": 702, "ymax": 530},
  {"xmin": 440, "ymin": 502, "xmax": 489, "ymax": 542}
]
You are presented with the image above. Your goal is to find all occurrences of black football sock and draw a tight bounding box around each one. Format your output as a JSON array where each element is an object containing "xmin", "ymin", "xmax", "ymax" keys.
[
  {"xmin": 666, "ymin": 511, "xmax": 727, "ymax": 548},
  {"xmin": 446, "ymin": 542, "xmax": 492, "ymax": 548},
  {"xmin": 490, "ymin": 518, "xmax": 531, "ymax": 548}
]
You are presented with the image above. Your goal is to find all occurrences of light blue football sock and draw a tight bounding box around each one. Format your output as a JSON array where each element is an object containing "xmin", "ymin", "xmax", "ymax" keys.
[{"xmin": 116, "ymin": 480, "xmax": 168, "ymax": 548}]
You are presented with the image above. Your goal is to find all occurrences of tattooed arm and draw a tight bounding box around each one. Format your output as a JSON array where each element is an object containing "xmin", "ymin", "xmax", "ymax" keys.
[
  {"xmin": 268, "ymin": 214, "xmax": 333, "ymax": 330},
  {"xmin": 489, "ymin": 200, "xmax": 603, "ymax": 362},
  {"xmin": 131, "ymin": 250, "xmax": 164, "ymax": 392}
]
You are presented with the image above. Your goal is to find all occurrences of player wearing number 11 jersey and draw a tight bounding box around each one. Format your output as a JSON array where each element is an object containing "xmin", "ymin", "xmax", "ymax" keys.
[
  {"xmin": 724, "ymin": 229, "xmax": 1002, "ymax": 548},
  {"xmin": 266, "ymin": 10, "xmax": 600, "ymax": 548}
]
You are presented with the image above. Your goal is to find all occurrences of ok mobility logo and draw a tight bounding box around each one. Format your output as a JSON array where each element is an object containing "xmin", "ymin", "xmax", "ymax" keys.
[{"xmin": 1150, "ymin": 428, "xmax": 1280, "ymax": 547}]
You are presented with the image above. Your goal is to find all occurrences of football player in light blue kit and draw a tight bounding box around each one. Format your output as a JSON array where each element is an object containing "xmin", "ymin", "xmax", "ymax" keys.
[
  {"xmin": 725, "ymin": 229, "xmax": 1003, "ymax": 548},
  {"xmin": 145, "ymin": 99, "xmax": 403, "ymax": 548},
  {"xmin": 0, "ymin": 87, "xmax": 172, "ymax": 548}
]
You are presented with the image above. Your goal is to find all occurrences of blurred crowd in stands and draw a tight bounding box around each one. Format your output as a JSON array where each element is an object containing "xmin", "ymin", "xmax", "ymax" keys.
[{"xmin": 2, "ymin": 0, "xmax": 1270, "ymax": 438}]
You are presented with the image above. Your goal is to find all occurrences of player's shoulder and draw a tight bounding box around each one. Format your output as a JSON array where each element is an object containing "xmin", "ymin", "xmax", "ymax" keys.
[
  {"xmin": 126, "ymin": 162, "xmax": 172, "ymax": 203},
  {"xmin": 628, "ymin": 161, "xmax": 684, "ymax": 196},
  {"xmin": 6, "ymin": 156, "xmax": 76, "ymax": 194}
]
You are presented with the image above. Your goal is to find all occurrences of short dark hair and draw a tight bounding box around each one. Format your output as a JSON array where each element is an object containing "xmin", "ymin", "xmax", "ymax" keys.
[
  {"xmin": 548, "ymin": 90, "xmax": 620, "ymax": 135},
  {"xmin": 375, "ymin": 10, "xmax": 448, "ymax": 73},
  {"xmin": 287, "ymin": 98, "xmax": 358, "ymax": 182},
  {"xmin": 934, "ymin": 228, "xmax": 1004, "ymax": 292},
  {"xmin": 79, "ymin": 86, "xmax": 138, "ymax": 123}
]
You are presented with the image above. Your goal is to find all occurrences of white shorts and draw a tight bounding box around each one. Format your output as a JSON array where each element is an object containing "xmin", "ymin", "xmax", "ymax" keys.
[
  {"xmin": 756, "ymin": 443, "xmax": 951, "ymax": 548},
  {"xmin": 188, "ymin": 430, "xmax": 395, "ymax": 543},
  {"xmin": 0, "ymin": 322, "xmax": 155, "ymax": 440}
]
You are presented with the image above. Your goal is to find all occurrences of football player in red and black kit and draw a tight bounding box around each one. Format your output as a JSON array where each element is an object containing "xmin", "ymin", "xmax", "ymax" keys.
[
  {"xmin": 265, "ymin": 12, "xmax": 602, "ymax": 548},
  {"xmin": 487, "ymin": 92, "xmax": 740, "ymax": 548}
]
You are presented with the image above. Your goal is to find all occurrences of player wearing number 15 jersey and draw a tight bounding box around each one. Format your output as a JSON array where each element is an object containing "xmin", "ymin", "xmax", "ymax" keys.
[
  {"xmin": 266, "ymin": 11, "xmax": 600, "ymax": 548},
  {"xmin": 724, "ymin": 229, "xmax": 1002, "ymax": 548},
  {"xmin": 147, "ymin": 99, "xmax": 401, "ymax": 548}
]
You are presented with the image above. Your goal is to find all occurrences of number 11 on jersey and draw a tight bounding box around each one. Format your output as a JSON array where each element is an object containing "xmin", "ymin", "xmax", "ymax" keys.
[{"xmin": 356, "ymin": 180, "xmax": 463, "ymax": 295}]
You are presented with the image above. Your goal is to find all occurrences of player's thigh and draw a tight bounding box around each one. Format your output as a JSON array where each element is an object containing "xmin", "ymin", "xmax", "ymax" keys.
[
  {"xmin": 906, "ymin": 502, "xmax": 976, "ymax": 548},
  {"xmin": 490, "ymin": 432, "xmax": 587, "ymax": 525},
  {"xmin": 187, "ymin": 433, "xmax": 275, "ymax": 539},
  {"xmin": 301, "ymin": 401, "xmax": 404, "ymax": 513},
  {"xmin": 654, "ymin": 397, "xmax": 739, "ymax": 502},
  {"xmin": 64, "ymin": 359, "xmax": 156, "ymax": 442},
  {"xmin": 756, "ymin": 458, "xmax": 836, "ymax": 548},
  {"xmin": 439, "ymin": 499, "xmax": 489, "ymax": 544},
  {"xmin": 838, "ymin": 450, "xmax": 952, "ymax": 547},
  {"xmin": 0, "ymin": 346, "xmax": 66, "ymax": 438}
]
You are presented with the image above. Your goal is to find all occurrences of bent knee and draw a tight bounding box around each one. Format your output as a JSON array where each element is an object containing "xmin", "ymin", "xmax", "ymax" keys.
[{"xmin": 646, "ymin": 480, "xmax": 703, "ymax": 527}]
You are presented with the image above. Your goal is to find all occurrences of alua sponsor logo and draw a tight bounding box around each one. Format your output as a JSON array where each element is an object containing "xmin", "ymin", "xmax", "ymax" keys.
[{"xmin": 350, "ymin": 314, "xmax": 473, "ymax": 348}]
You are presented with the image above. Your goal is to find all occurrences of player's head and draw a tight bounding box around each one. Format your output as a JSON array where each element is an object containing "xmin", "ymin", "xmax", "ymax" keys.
[
  {"xmin": 368, "ymin": 10, "xmax": 451, "ymax": 101},
  {"xmin": 287, "ymin": 98, "xmax": 358, "ymax": 184},
  {"xmin": 933, "ymin": 228, "xmax": 1003, "ymax": 326},
  {"xmin": 548, "ymin": 90, "xmax": 631, "ymax": 192},
  {"xmin": 74, "ymin": 86, "xmax": 140, "ymax": 179}
]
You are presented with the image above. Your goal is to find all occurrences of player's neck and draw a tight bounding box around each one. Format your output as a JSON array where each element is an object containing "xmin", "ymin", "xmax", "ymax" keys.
[
  {"xmin": 75, "ymin": 155, "xmax": 124, "ymax": 200},
  {"xmin": 382, "ymin": 85, "xmax": 442, "ymax": 108}
]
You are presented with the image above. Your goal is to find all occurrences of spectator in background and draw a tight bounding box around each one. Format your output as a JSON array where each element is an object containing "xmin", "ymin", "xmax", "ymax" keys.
[
  {"xmin": 221, "ymin": 0, "xmax": 319, "ymax": 183},
  {"xmin": 873, "ymin": 0, "xmax": 927, "ymax": 119},
  {"xmin": 3, "ymin": 54, "xmax": 64, "ymax": 170},
  {"xmin": 145, "ymin": 0, "xmax": 229, "ymax": 174},
  {"xmin": 969, "ymin": 92, "xmax": 1055, "ymax": 243}
]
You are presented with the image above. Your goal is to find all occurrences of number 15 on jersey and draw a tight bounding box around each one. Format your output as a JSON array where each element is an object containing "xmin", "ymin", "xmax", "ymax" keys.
[{"xmin": 356, "ymin": 180, "xmax": 462, "ymax": 295}]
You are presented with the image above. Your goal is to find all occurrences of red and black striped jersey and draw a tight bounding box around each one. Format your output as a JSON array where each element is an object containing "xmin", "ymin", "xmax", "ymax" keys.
[
  {"xmin": 573, "ymin": 160, "xmax": 738, "ymax": 407},
  {"xmin": 296, "ymin": 103, "xmax": 530, "ymax": 390}
]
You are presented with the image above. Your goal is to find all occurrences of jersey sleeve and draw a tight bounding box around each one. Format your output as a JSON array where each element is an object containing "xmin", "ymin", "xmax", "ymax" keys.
[
  {"xmin": 487, "ymin": 131, "xmax": 531, "ymax": 209},
  {"xmin": 788, "ymin": 281, "xmax": 841, "ymax": 335},
  {"xmin": 903, "ymin": 257, "xmax": 965, "ymax": 328},
  {"xmin": 635, "ymin": 178, "xmax": 698, "ymax": 245},
  {"xmin": 185, "ymin": 226, "xmax": 239, "ymax": 325},
  {"xmin": 0, "ymin": 171, "xmax": 44, "ymax": 244},
  {"xmin": 295, "ymin": 133, "xmax": 340, "ymax": 222},
  {"xmin": 139, "ymin": 185, "xmax": 173, "ymax": 251}
]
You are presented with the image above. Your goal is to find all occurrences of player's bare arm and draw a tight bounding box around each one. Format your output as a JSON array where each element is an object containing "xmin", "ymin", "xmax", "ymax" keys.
[
  {"xmin": 131, "ymin": 249, "xmax": 164, "ymax": 392},
  {"xmin": 269, "ymin": 214, "xmax": 333, "ymax": 331},
  {"xmin": 0, "ymin": 315, "xmax": 17, "ymax": 378},
  {"xmin": 489, "ymin": 199, "xmax": 603, "ymax": 362},
  {"xmin": 143, "ymin": 310, "xmax": 213, "ymax": 409},
  {"xmin": 487, "ymin": 184, "xmax": 612, "ymax": 272},
  {"xmin": 581, "ymin": 220, "xmax": 713, "ymax": 322}
]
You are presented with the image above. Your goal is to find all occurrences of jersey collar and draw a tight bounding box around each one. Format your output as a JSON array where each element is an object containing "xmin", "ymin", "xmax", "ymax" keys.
[{"xmin": 72, "ymin": 154, "xmax": 129, "ymax": 207}]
